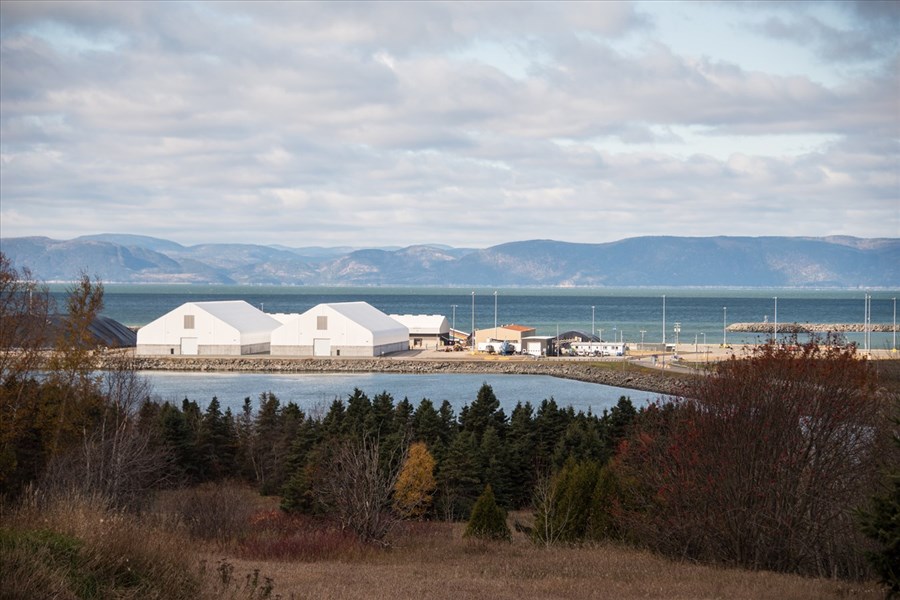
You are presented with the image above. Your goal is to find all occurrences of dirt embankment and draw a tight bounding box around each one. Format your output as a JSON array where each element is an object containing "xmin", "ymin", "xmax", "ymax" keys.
[{"xmin": 106, "ymin": 355, "xmax": 690, "ymax": 397}]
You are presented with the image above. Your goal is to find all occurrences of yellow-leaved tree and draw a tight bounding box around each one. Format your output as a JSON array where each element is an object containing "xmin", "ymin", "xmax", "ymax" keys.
[{"xmin": 393, "ymin": 441, "xmax": 437, "ymax": 519}]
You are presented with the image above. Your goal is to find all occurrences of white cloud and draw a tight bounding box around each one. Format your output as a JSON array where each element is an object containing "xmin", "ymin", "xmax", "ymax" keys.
[{"xmin": 0, "ymin": 1, "xmax": 897, "ymax": 247}]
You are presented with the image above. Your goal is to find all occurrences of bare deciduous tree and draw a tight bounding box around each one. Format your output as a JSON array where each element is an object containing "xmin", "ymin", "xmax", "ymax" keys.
[
  {"xmin": 317, "ymin": 435, "xmax": 407, "ymax": 546},
  {"xmin": 531, "ymin": 467, "xmax": 576, "ymax": 547},
  {"xmin": 40, "ymin": 364, "xmax": 171, "ymax": 511}
]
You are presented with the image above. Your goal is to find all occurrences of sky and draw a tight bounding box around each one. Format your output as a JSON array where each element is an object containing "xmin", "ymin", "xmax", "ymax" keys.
[{"xmin": 1, "ymin": 1, "xmax": 898, "ymax": 248}]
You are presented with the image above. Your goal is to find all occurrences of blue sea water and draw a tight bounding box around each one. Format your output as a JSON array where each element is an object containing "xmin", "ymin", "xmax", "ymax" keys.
[{"xmin": 54, "ymin": 284, "xmax": 900, "ymax": 349}]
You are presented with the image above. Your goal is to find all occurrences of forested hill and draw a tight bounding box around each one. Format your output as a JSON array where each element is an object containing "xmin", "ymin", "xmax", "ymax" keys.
[{"xmin": 2, "ymin": 234, "xmax": 897, "ymax": 287}]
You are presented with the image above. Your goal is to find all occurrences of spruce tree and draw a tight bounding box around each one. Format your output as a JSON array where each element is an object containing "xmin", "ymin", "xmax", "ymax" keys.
[
  {"xmin": 464, "ymin": 484, "xmax": 511, "ymax": 541},
  {"xmin": 858, "ymin": 412, "xmax": 900, "ymax": 594},
  {"xmin": 371, "ymin": 391, "xmax": 395, "ymax": 437},
  {"xmin": 479, "ymin": 425, "xmax": 511, "ymax": 507},
  {"xmin": 437, "ymin": 430, "xmax": 481, "ymax": 520},
  {"xmin": 506, "ymin": 401, "xmax": 537, "ymax": 509},
  {"xmin": 462, "ymin": 383, "xmax": 506, "ymax": 440},
  {"xmin": 344, "ymin": 388, "xmax": 372, "ymax": 436}
]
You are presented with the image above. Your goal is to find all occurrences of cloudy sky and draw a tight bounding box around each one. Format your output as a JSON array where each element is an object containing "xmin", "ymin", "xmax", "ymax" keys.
[{"xmin": 1, "ymin": 1, "xmax": 898, "ymax": 248}]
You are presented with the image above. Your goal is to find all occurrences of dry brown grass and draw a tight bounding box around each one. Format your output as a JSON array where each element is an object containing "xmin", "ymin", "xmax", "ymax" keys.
[
  {"xmin": 3, "ymin": 491, "xmax": 202, "ymax": 600},
  {"xmin": 5, "ymin": 487, "xmax": 885, "ymax": 600},
  {"xmin": 212, "ymin": 513, "xmax": 884, "ymax": 600}
]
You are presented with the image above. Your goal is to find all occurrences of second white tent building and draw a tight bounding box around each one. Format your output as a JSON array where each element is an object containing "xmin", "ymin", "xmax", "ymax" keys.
[{"xmin": 270, "ymin": 301, "xmax": 409, "ymax": 357}]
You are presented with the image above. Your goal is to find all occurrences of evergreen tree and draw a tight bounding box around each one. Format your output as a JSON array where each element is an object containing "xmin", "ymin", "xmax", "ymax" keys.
[
  {"xmin": 588, "ymin": 464, "xmax": 625, "ymax": 541},
  {"xmin": 438, "ymin": 400, "xmax": 457, "ymax": 440},
  {"xmin": 321, "ymin": 398, "xmax": 346, "ymax": 439},
  {"xmin": 371, "ymin": 391, "xmax": 395, "ymax": 437},
  {"xmin": 382, "ymin": 397, "xmax": 414, "ymax": 467},
  {"xmin": 532, "ymin": 459, "xmax": 601, "ymax": 544},
  {"xmin": 412, "ymin": 399, "xmax": 445, "ymax": 459},
  {"xmin": 436, "ymin": 430, "xmax": 481, "ymax": 520},
  {"xmin": 552, "ymin": 418, "xmax": 603, "ymax": 469},
  {"xmin": 393, "ymin": 397, "xmax": 415, "ymax": 438},
  {"xmin": 604, "ymin": 396, "xmax": 637, "ymax": 459},
  {"xmin": 344, "ymin": 388, "xmax": 372, "ymax": 436},
  {"xmin": 280, "ymin": 418, "xmax": 322, "ymax": 513},
  {"xmin": 506, "ymin": 401, "xmax": 537, "ymax": 508},
  {"xmin": 233, "ymin": 397, "xmax": 256, "ymax": 481},
  {"xmin": 158, "ymin": 402, "xmax": 200, "ymax": 482},
  {"xmin": 858, "ymin": 412, "xmax": 900, "ymax": 594},
  {"xmin": 534, "ymin": 398, "xmax": 570, "ymax": 470},
  {"xmin": 221, "ymin": 407, "xmax": 240, "ymax": 477},
  {"xmin": 479, "ymin": 425, "xmax": 511, "ymax": 507},
  {"xmin": 198, "ymin": 397, "xmax": 233, "ymax": 480},
  {"xmin": 462, "ymin": 383, "xmax": 506, "ymax": 440},
  {"xmin": 268, "ymin": 402, "xmax": 305, "ymax": 492},
  {"xmin": 464, "ymin": 484, "xmax": 511, "ymax": 541},
  {"xmin": 251, "ymin": 391, "xmax": 282, "ymax": 494}
]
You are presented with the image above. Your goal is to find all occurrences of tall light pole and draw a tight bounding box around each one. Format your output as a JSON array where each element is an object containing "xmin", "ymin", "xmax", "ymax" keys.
[
  {"xmin": 865, "ymin": 292, "xmax": 870, "ymax": 355},
  {"xmin": 592, "ymin": 305, "xmax": 596, "ymax": 352},
  {"xmin": 673, "ymin": 322, "xmax": 681, "ymax": 353},
  {"xmin": 723, "ymin": 306, "xmax": 728, "ymax": 347},
  {"xmin": 773, "ymin": 296, "xmax": 778, "ymax": 344},
  {"xmin": 451, "ymin": 304, "xmax": 457, "ymax": 336},
  {"xmin": 663, "ymin": 294, "xmax": 666, "ymax": 369},
  {"xmin": 493, "ymin": 290, "xmax": 498, "ymax": 340},
  {"xmin": 640, "ymin": 329, "xmax": 646, "ymax": 350},
  {"xmin": 471, "ymin": 291, "xmax": 475, "ymax": 351},
  {"xmin": 893, "ymin": 297, "xmax": 896, "ymax": 352},
  {"xmin": 662, "ymin": 295, "xmax": 667, "ymax": 367}
]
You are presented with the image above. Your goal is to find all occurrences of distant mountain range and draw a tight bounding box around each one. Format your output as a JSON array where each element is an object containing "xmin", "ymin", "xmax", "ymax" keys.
[{"xmin": 2, "ymin": 234, "xmax": 897, "ymax": 288}]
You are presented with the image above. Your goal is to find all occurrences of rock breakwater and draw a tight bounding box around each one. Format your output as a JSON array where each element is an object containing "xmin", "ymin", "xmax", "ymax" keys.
[
  {"xmin": 106, "ymin": 355, "xmax": 689, "ymax": 397},
  {"xmin": 727, "ymin": 323, "xmax": 895, "ymax": 333}
]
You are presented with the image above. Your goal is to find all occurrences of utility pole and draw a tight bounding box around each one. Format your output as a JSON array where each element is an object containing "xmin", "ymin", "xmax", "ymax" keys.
[
  {"xmin": 662, "ymin": 295, "xmax": 666, "ymax": 368},
  {"xmin": 471, "ymin": 291, "xmax": 475, "ymax": 352},
  {"xmin": 451, "ymin": 304, "xmax": 457, "ymax": 341},
  {"xmin": 773, "ymin": 296, "xmax": 778, "ymax": 343},
  {"xmin": 493, "ymin": 290, "xmax": 498, "ymax": 340}
]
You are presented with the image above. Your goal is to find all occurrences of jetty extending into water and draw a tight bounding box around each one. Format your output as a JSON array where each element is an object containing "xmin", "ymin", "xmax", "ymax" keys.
[{"xmin": 727, "ymin": 322, "xmax": 895, "ymax": 333}]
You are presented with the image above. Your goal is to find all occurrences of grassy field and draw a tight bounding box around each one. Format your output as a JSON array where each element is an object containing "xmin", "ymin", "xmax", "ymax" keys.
[
  {"xmin": 220, "ymin": 518, "xmax": 884, "ymax": 600},
  {"xmin": 3, "ymin": 486, "xmax": 885, "ymax": 600}
]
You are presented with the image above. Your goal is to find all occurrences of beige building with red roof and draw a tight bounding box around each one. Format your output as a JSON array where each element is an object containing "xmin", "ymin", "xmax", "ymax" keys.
[{"xmin": 473, "ymin": 324, "xmax": 536, "ymax": 348}]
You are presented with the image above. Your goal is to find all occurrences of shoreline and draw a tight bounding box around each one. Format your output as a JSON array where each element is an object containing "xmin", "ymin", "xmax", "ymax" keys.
[
  {"xmin": 103, "ymin": 352, "xmax": 693, "ymax": 397},
  {"xmin": 96, "ymin": 343, "xmax": 898, "ymax": 397}
]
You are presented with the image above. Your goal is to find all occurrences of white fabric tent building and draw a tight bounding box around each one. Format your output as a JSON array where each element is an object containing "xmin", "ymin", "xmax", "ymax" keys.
[
  {"xmin": 136, "ymin": 300, "xmax": 281, "ymax": 356},
  {"xmin": 389, "ymin": 314, "xmax": 450, "ymax": 349},
  {"xmin": 271, "ymin": 301, "xmax": 409, "ymax": 357}
]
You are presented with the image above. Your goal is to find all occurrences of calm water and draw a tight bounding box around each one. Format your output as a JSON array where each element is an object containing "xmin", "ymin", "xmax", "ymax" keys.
[
  {"xmin": 55, "ymin": 284, "xmax": 900, "ymax": 349},
  {"xmin": 141, "ymin": 371, "xmax": 658, "ymax": 416}
]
